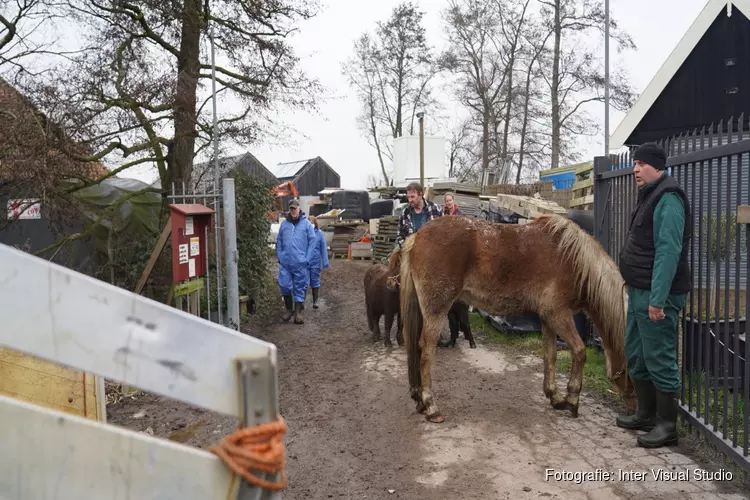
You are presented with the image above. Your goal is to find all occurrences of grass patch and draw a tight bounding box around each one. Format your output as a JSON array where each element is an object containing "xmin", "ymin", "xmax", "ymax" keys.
[{"xmin": 469, "ymin": 313, "xmax": 543, "ymax": 352}]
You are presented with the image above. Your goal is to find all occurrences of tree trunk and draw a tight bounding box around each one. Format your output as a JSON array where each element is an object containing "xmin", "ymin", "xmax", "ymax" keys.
[
  {"xmin": 172, "ymin": 0, "xmax": 203, "ymax": 188},
  {"xmin": 369, "ymin": 99, "xmax": 389, "ymax": 185},
  {"xmin": 516, "ymin": 67, "xmax": 533, "ymax": 184},
  {"xmin": 482, "ymin": 107, "xmax": 490, "ymax": 187},
  {"xmin": 550, "ymin": 0, "xmax": 562, "ymax": 171}
]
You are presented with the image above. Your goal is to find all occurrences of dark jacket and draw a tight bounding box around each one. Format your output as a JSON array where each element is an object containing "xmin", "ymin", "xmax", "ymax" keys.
[
  {"xmin": 397, "ymin": 198, "xmax": 442, "ymax": 247},
  {"xmin": 618, "ymin": 174, "xmax": 692, "ymax": 298}
]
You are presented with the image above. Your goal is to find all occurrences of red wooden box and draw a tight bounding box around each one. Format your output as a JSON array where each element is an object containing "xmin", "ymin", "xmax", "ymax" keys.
[{"xmin": 169, "ymin": 204, "xmax": 215, "ymax": 283}]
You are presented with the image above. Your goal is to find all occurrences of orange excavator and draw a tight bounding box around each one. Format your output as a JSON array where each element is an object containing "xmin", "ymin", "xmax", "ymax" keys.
[{"xmin": 269, "ymin": 181, "xmax": 299, "ymax": 221}]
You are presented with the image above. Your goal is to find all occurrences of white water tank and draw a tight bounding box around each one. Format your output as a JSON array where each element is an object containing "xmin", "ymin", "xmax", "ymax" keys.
[{"xmin": 392, "ymin": 135, "xmax": 446, "ymax": 187}]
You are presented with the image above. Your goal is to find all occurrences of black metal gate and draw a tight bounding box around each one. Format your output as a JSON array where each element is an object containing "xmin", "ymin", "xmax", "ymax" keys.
[{"xmin": 593, "ymin": 117, "xmax": 750, "ymax": 472}]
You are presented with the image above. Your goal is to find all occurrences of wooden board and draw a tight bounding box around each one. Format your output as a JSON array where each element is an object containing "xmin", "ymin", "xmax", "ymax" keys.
[
  {"xmin": 0, "ymin": 243, "xmax": 277, "ymax": 419},
  {"xmin": 0, "ymin": 347, "xmax": 104, "ymax": 421},
  {"xmin": 494, "ymin": 194, "xmax": 568, "ymax": 219},
  {"xmin": 0, "ymin": 393, "xmax": 236, "ymax": 500},
  {"xmin": 737, "ymin": 205, "xmax": 750, "ymax": 224}
]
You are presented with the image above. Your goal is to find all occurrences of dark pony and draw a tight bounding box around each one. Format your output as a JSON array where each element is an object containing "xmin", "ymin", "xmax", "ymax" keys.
[
  {"xmin": 387, "ymin": 214, "xmax": 634, "ymax": 423},
  {"xmin": 364, "ymin": 252, "xmax": 403, "ymax": 347}
]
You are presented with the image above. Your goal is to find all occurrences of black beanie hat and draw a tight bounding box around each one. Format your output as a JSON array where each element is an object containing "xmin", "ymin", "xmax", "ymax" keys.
[{"xmin": 633, "ymin": 142, "xmax": 667, "ymax": 170}]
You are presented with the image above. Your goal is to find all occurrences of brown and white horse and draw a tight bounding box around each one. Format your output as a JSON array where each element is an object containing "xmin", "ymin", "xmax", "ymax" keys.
[{"xmin": 387, "ymin": 214, "xmax": 634, "ymax": 423}]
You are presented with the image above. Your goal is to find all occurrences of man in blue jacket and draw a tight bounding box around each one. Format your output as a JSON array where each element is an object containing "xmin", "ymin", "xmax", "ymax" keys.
[{"xmin": 276, "ymin": 199, "xmax": 317, "ymax": 324}]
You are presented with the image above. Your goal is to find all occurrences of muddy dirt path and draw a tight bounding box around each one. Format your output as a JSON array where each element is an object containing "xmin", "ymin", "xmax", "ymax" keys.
[{"xmin": 108, "ymin": 259, "xmax": 750, "ymax": 499}]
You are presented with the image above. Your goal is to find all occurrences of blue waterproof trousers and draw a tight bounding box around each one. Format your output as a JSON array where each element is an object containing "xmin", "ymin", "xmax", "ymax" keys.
[
  {"xmin": 278, "ymin": 265, "xmax": 309, "ymax": 303},
  {"xmin": 309, "ymin": 265, "xmax": 321, "ymax": 289}
]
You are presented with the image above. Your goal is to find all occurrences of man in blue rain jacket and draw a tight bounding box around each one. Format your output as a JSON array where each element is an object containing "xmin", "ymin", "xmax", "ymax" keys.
[{"xmin": 276, "ymin": 199, "xmax": 317, "ymax": 324}]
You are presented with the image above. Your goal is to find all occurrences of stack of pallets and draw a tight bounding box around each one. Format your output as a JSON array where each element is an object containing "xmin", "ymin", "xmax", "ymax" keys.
[
  {"xmin": 373, "ymin": 216, "xmax": 399, "ymax": 263},
  {"xmin": 331, "ymin": 222, "xmax": 359, "ymax": 258},
  {"xmin": 430, "ymin": 181, "xmax": 482, "ymax": 218}
]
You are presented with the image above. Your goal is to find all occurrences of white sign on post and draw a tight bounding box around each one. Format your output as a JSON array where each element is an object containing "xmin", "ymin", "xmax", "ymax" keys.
[
  {"xmin": 178, "ymin": 244, "xmax": 189, "ymax": 264},
  {"xmin": 190, "ymin": 237, "xmax": 200, "ymax": 256},
  {"xmin": 188, "ymin": 258, "xmax": 196, "ymax": 278},
  {"xmin": 185, "ymin": 216, "xmax": 194, "ymax": 236}
]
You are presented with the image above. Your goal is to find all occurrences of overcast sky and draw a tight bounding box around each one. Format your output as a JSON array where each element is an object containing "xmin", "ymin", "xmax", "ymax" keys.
[{"xmin": 122, "ymin": 0, "xmax": 712, "ymax": 189}]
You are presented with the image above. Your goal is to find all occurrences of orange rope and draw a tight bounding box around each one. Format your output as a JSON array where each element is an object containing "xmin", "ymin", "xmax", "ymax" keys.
[{"xmin": 209, "ymin": 416, "xmax": 288, "ymax": 491}]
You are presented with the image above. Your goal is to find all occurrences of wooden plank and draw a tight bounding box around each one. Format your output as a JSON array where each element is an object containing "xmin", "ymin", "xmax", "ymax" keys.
[
  {"xmin": 0, "ymin": 243, "xmax": 276, "ymax": 418},
  {"xmin": 134, "ymin": 219, "xmax": 172, "ymax": 295},
  {"xmin": 0, "ymin": 347, "xmax": 103, "ymax": 421},
  {"xmin": 570, "ymin": 194, "xmax": 595, "ymax": 207},
  {"xmin": 572, "ymin": 177, "xmax": 593, "ymax": 191},
  {"xmin": 575, "ymin": 163, "xmax": 594, "ymax": 174},
  {"xmin": 737, "ymin": 205, "xmax": 750, "ymax": 224},
  {"xmin": 0, "ymin": 394, "xmax": 235, "ymax": 500}
]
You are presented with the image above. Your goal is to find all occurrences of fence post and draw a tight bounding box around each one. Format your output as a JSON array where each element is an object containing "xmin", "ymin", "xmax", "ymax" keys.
[
  {"xmin": 223, "ymin": 178, "xmax": 241, "ymax": 330},
  {"xmin": 593, "ymin": 156, "xmax": 612, "ymax": 256}
]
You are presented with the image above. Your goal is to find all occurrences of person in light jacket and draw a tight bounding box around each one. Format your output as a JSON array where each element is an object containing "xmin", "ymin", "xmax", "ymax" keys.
[
  {"xmin": 307, "ymin": 215, "xmax": 330, "ymax": 309},
  {"xmin": 276, "ymin": 199, "xmax": 317, "ymax": 324}
]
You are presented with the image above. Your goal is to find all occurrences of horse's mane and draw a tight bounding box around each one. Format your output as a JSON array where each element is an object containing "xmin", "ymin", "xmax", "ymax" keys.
[{"xmin": 534, "ymin": 214, "xmax": 628, "ymax": 380}]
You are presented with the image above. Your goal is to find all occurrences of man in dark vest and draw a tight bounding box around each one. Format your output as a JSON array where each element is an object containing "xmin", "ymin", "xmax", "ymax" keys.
[{"xmin": 615, "ymin": 142, "xmax": 692, "ymax": 448}]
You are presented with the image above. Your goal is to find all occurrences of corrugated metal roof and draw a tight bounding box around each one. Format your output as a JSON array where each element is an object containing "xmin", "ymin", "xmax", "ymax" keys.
[{"xmin": 270, "ymin": 159, "xmax": 312, "ymax": 179}]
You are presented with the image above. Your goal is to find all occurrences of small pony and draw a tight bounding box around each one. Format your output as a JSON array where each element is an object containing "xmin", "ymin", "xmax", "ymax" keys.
[{"xmin": 363, "ymin": 253, "xmax": 403, "ymax": 347}]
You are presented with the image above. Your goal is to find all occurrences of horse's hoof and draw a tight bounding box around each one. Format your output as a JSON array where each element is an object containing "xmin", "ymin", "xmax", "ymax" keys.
[
  {"xmin": 470, "ymin": 343, "xmax": 477, "ymax": 349},
  {"xmin": 426, "ymin": 413, "xmax": 445, "ymax": 423},
  {"xmin": 552, "ymin": 400, "xmax": 578, "ymax": 417},
  {"xmin": 416, "ymin": 402, "xmax": 427, "ymax": 414}
]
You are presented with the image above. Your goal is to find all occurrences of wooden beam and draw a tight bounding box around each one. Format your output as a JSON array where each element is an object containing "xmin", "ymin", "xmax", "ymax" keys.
[
  {"xmin": 737, "ymin": 205, "xmax": 750, "ymax": 224},
  {"xmin": 134, "ymin": 219, "xmax": 172, "ymax": 295},
  {"xmin": 0, "ymin": 243, "xmax": 277, "ymax": 418},
  {"xmin": 0, "ymin": 394, "xmax": 235, "ymax": 500}
]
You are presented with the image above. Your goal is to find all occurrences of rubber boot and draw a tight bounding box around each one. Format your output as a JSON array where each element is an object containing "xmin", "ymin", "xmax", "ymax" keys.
[
  {"xmin": 637, "ymin": 388, "xmax": 678, "ymax": 448},
  {"xmin": 294, "ymin": 301, "xmax": 304, "ymax": 324},
  {"xmin": 616, "ymin": 379, "xmax": 656, "ymax": 431},
  {"xmin": 312, "ymin": 288, "xmax": 320, "ymax": 309},
  {"xmin": 281, "ymin": 295, "xmax": 293, "ymax": 322}
]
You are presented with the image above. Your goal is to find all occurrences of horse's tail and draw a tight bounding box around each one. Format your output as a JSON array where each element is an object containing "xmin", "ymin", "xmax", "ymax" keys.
[
  {"xmin": 540, "ymin": 215, "xmax": 628, "ymax": 379},
  {"xmin": 399, "ymin": 236, "xmax": 422, "ymax": 394}
]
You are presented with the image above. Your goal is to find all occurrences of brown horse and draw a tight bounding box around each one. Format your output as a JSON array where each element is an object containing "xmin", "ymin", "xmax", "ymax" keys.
[
  {"xmin": 387, "ymin": 214, "xmax": 634, "ymax": 423},
  {"xmin": 364, "ymin": 261, "xmax": 404, "ymax": 347}
]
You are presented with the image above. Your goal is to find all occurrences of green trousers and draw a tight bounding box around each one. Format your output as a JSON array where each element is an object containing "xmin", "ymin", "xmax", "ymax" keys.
[{"xmin": 625, "ymin": 286, "xmax": 686, "ymax": 393}]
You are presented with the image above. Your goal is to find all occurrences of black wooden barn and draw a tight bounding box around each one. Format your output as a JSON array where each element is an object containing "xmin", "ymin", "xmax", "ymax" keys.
[
  {"xmin": 608, "ymin": 0, "xmax": 750, "ymax": 290},
  {"xmin": 610, "ymin": 0, "xmax": 750, "ymax": 149},
  {"xmin": 270, "ymin": 157, "xmax": 341, "ymax": 211},
  {"xmin": 192, "ymin": 152, "xmax": 279, "ymax": 193},
  {"xmin": 270, "ymin": 156, "xmax": 340, "ymax": 195}
]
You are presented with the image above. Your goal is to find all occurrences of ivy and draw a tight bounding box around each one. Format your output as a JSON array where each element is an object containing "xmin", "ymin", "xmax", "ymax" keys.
[{"xmin": 230, "ymin": 167, "xmax": 277, "ymax": 315}]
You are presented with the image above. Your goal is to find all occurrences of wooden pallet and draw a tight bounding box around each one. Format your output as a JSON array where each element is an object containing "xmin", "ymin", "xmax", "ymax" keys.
[
  {"xmin": 494, "ymin": 193, "xmax": 568, "ymax": 219},
  {"xmin": 569, "ymin": 162, "xmax": 594, "ymax": 210}
]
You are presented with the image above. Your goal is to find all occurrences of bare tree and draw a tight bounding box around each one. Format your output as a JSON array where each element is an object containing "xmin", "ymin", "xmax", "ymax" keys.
[
  {"xmin": 16, "ymin": 0, "xmax": 322, "ymax": 204},
  {"xmin": 343, "ymin": 34, "xmax": 391, "ymax": 184},
  {"xmin": 342, "ymin": 1, "xmax": 439, "ymax": 185},
  {"xmin": 538, "ymin": 0, "xmax": 636, "ymax": 170},
  {"xmin": 441, "ymin": 0, "xmax": 509, "ymax": 185},
  {"xmin": 493, "ymin": 0, "xmax": 530, "ymax": 180},
  {"xmin": 1, "ymin": 0, "xmax": 83, "ymax": 75}
]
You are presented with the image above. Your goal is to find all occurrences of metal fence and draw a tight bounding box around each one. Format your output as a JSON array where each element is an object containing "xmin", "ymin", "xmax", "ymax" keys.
[
  {"xmin": 168, "ymin": 177, "xmax": 240, "ymax": 330},
  {"xmin": 593, "ymin": 115, "xmax": 750, "ymax": 473}
]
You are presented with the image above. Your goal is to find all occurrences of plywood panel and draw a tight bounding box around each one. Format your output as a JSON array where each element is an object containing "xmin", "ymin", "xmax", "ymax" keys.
[{"xmin": 0, "ymin": 347, "xmax": 104, "ymax": 421}]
